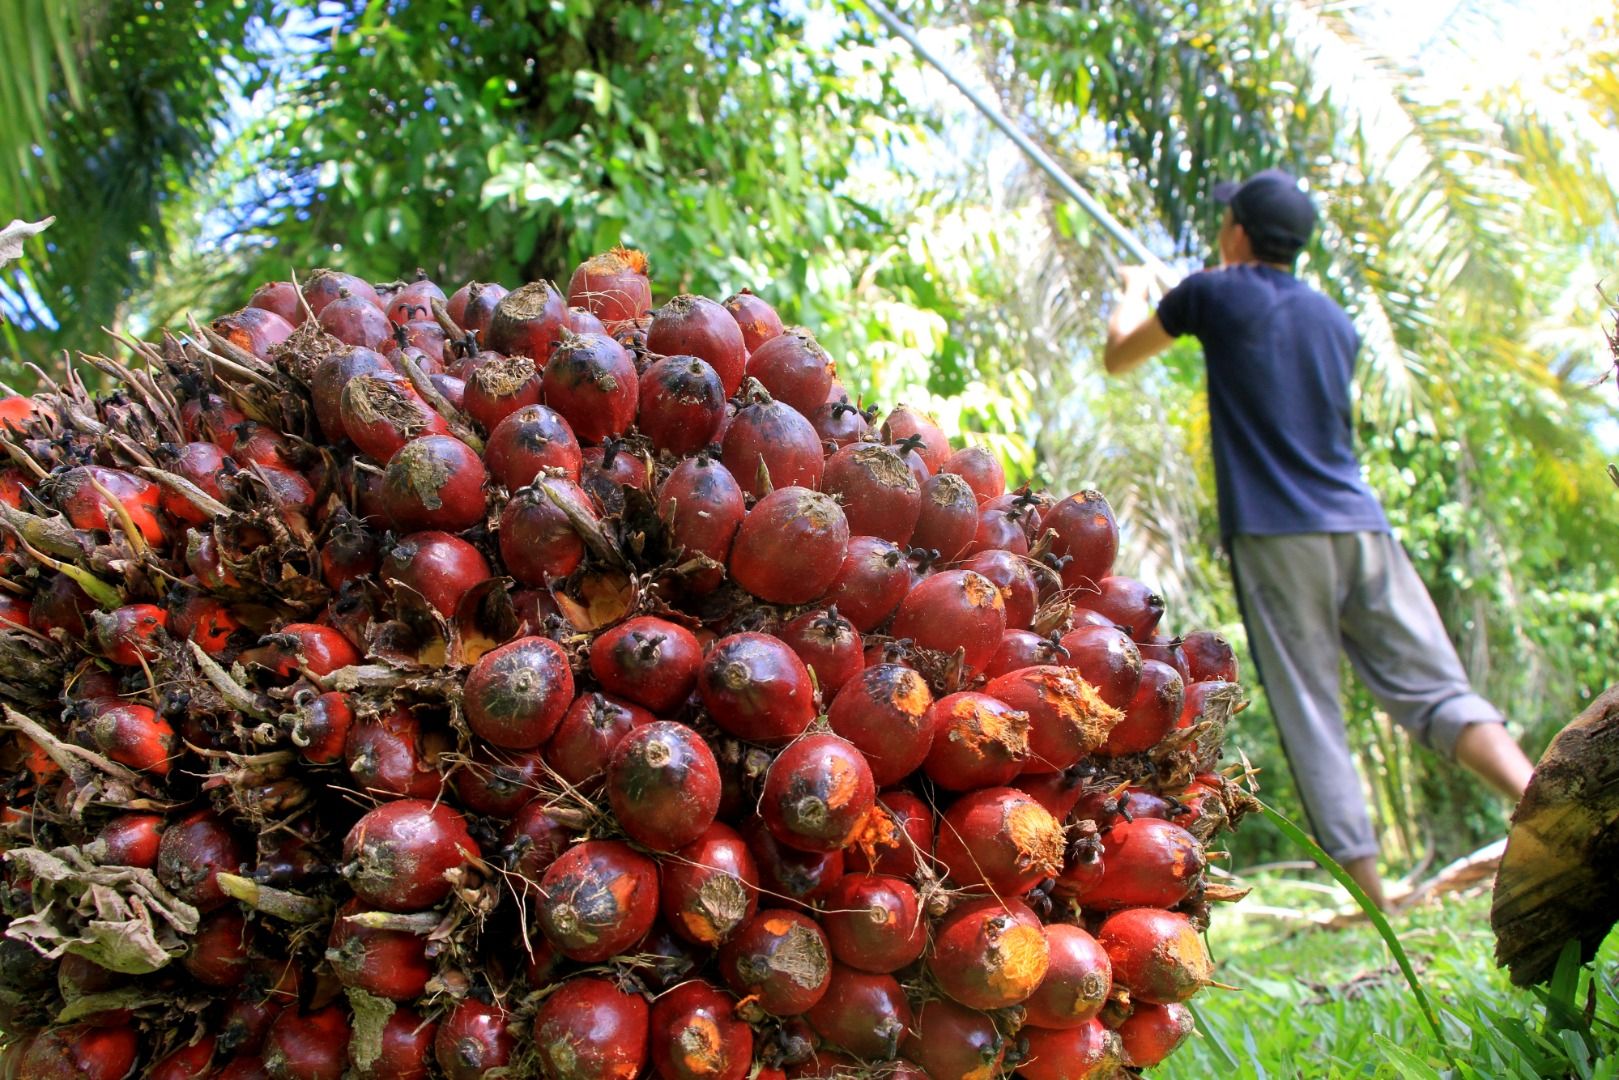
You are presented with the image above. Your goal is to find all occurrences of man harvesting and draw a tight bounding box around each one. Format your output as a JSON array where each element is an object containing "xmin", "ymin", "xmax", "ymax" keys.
[{"xmin": 1102, "ymin": 169, "xmax": 1534, "ymax": 909}]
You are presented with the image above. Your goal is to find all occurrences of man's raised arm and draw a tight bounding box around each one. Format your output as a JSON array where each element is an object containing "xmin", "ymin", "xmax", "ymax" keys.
[{"xmin": 1102, "ymin": 265, "xmax": 1175, "ymax": 375}]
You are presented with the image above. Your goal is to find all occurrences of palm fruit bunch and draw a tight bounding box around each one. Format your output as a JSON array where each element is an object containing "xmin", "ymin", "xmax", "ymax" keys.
[{"xmin": 0, "ymin": 248, "xmax": 1253, "ymax": 1080}]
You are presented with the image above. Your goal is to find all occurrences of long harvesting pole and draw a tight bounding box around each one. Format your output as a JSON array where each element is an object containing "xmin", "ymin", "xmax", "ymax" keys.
[{"xmin": 860, "ymin": 0, "xmax": 1180, "ymax": 290}]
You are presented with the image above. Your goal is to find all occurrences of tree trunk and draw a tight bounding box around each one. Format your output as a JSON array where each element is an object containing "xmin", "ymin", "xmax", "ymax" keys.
[{"xmin": 1491, "ymin": 684, "xmax": 1619, "ymax": 986}]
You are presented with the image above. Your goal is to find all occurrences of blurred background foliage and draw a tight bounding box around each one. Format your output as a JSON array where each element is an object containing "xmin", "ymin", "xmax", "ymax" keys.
[{"xmin": 3, "ymin": 0, "xmax": 1617, "ymax": 873}]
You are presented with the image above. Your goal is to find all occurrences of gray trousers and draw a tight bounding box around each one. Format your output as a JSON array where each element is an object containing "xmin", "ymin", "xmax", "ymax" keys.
[{"xmin": 1229, "ymin": 532, "xmax": 1503, "ymax": 862}]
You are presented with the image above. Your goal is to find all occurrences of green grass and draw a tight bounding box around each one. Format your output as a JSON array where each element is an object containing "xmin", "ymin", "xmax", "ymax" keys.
[{"xmin": 1153, "ymin": 881, "xmax": 1619, "ymax": 1079}]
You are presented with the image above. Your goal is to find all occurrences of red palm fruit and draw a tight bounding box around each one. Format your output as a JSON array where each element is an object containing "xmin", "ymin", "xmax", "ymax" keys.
[
  {"xmin": 149, "ymin": 1036, "xmax": 217, "ymax": 1080},
  {"xmin": 1017, "ymin": 1021, "xmax": 1123, "ymax": 1080},
  {"xmin": 484, "ymin": 403, "xmax": 582, "ymax": 489},
  {"xmin": 845, "ymin": 791, "xmax": 933, "ymax": 877},
  {"xmin": 317, "ymin": 517, "xmax": 379, "ymax": 592},
  {"xmin": 580, "ymin": 441, "xmax": 652, "ymax": 510},
  {"xmin": 1178, "ymin": 629, "xmax": 1239, "ymax": 683},
  {"xmin": 741, "ymin": 819, "xmax": 845, "ymax": 908},
  {"xmin": 342, "ymin": 799, "xmax": 479, "ymax": 911},
  {"xmin": 326, "ymin": 900, "xmax": 431, "ymax": 1001},
  {"xmin": 1137, "ymin": 632, "xmax": 1177, "ymax": 665},
  {"xmin": 286, "ymin": 689, "xmax": 353, "ymax": 765},
  {"xmin": 19, "ymin": 1025, "xmax": 139, "ymax": 1080},
  {"xmin": 723, "ymin": 288, "xmax": 784, "ymax": 352},
  {"xmin": 1097, "ymin": 908, "xmax": 1211, "ymax": 1004},
  {"xmin": 1024, "ymin": 924, "xmax": 1112, "ymax": 1029},
  {"xmin": 498, "ymin": 477, "xmax": 598, "ymax": 585},
  {"xmin": 160, "ymin": 441, "xmax": 231, "ymax": 524},
  {"xmin": 568, "ymin": 248, "xmax": 653, "ymax": 326},
  {"xmin": 227, "ymin": 421, "xmax": 298, "ymax": 470},
  {"xmin": 932, "ymin": 896, "xmax": 1049, "ymax": 1009},
  {"xmin": 1104, "ymin": 659, "xmax": 1184, "ymax": 755},
  {"xmin": 319, "ymin": 288, "xmax": 393, "ymax": 349},
  {"xmin": 454, "ymin": 743, "xmax": 549, "ymax": 817},
  {"xmin": 590, "ymin": 615, "xmax": 703, "ymax": 713},
  {"xmin": 650, "ymin": 980, "xmax": 753, "ymax": 1080},
  {"xmin": 219, "ymin": 990, "xmax": 282, "ymax": 1056},
  {"xmin": 639, "ymin": 355, "xmax": 728, "ymax": 455},
  {"xmin": 1072, "ymin": 818, "xmax": 1205, "ymax": 911},
  {"xmin": 891, "ymin": 569, "xmax": 1007, "ymax": 676},
  {"xmin": 382, "ymin": 530, "xmax": 491, "ymax": 618},
  {"xmin": 913, "ymin": 472, "xmax": 979, "ymax": 565},
  {"xmin": 1043, "ymin": 490, "xmax": 1119, "ymax": 592},
  {"xmin": 698, "ymin": 632, "xmax": 817, "ymax": 744},
  {"xmin": 761, "ymin": 734, "xmax": 875, "ymax": 853},
  {"xmin": 463, "ymin": 635, "xmax": 575, "ymax": 749},
  {"xmin": 352, "ymin": 1007, "xmax": 436, "ymax": 1080},
  {"xmin": 721, "ymin": 388, "xmax": 823, "ymax": 498},
  {"xmin": 810, "ymin": 396, "xmax": 870, "ymax": 450},
  {"xmin": 214, "ymin": 307, "xmax": 294, "ymax": 358},
  {"xmin": 1179, "ymin": 678, "xmax": 1239, "ymax": 729},
  {"xmin": 719, "ymin": 909, "xmax": 833, "ymax": 1016},
  {"xmin": 984, "ymin": 625, "xmax": 1062, "ymax": 676},
  {"xmin": 987, "ymin": 665, "xmax": 1115, "ymax": 774},
  {"xmin": 608, "ymin": 721, "xmax": 722, "ymax": 851},
  {"xmin": 214, "ymin": 1056, "xmax": 273, "ymax": 1080},
  {"xmin": 730, "ymin": 487, "xmax": 849, "ymax": 605},
  {"xmin": 923, "ymin": 692, "xmax": 1030, "ymax": 790},
  {"xmin": 660, "ymin": 823, "xmax": 760, "ymax": 947},
  {"xmin": 86, "ymin": 813, "xmax": 165, "ymax": 868},
  {"xmin": 902, "ymin": 999, "xmax": 1004, "ymax": 1080},
  {"xmin": 882, "ymin": 405, "xmax": 949, "ymax": 471},
  {"xmin": 157, "ymin": 810, "xmax": 244, "ymax": 913},
  {"xmin": 1069, "ymin": 607, "xmax": 1115, "ymax": 630},
  {"xmin": 182, "ymin": 909, "xmax": 251, "ymax": 987},
  {"xmin": 386, "ymin": 273, "xmax": 447, "ymax": 324},
  {"xmin": 961, "ymin": 550, "xmax": 1039, "ymax": 631},
  {"xmin": 249, "ymin": 280, "xmax": 305, "ymax": 325},
  {"xmin": 86, "ymin": 603, "xmax": 168, "ymax": 666},
  {"xmin": 503, "ymin": 798, "xmax": 574, "ymax": 881},
  {"xmin": 461, "ymin": 353, "xmax": 541, "ymax": 432},
  {"xmin": 648, "ymin": 295, "xmax": 748, "ymax": 396},
  {"xmin": 181, "ymin": 390, "xmax": 248, "ymax": 444},
  {"xmin": 820, "ymin": 874, "xmax": 926, "ymax": 974},
  {"xmin": 936, "ymin": 786, "xmax": 1064, "ymax": 896},
  {"xmin": 1117, "ymin": 1002, "xmax": 1195, "ymax": 1067},
  {"xmin": 807, "ymin": 965, "xmax": 911, "ymax": 1061},
  {"xmin": 657, "ymin": 456, "xmax": 745, "ymax": 595},
  {"xmin": 339, "ymin": 370, "xmax": 451, "ymax": 462},
  {"xmin": 541, "ymin": 331, "xmax": 639, "ymax": 443},
  {"xmin": 544, "ymin": 692, "xmax": 654, "ymax": 789},
  {"xmin": 567, "ymin": 306, "xmax": 607, "ymax": 334},
  {"xmin": 1058, "ymin": 625, "xmax": 1143, "ymax": 710},
  {"xmin": 537, "ymin": 840, "xmax": 658, "ymax": 961},
  {"xmin": 1068, "ymin": 786, "xmax": 1177, "ymax": 828},
  {"xmin": 634, "ymin": 919, "xmax": 711, "ymax": 993},
  {"xmin": 54, "ymin": 465, "xmax": 164, "ymax": 544},
  {"xmin": 824, "ymin": 536, "xmax": 910, "ymax": 631},
  {"xmin": 825, "ymin": 664, "xmax": 932, "ymax": 786},
  {"xmin": 311, "ymin": 346, "xmax": 391, "ymax": 443},
  {"xmin": 822, "ymin": 444, "xmax": 920, "ymax": 545},
  {"xmin": 380, "ymin": 434, "xmax": 487, "ymax": 533},
  {"xmin": 964, "ymin": 502, "xmax": 1031, "ymax": 560},
  {"xmin": 1010, "ymin": 769, "xmax": 1090, "ymax": 821},
  {"xmin": 82, "ymin": 703, "xmax": 175, "ymax": 776},
  {"xmin": 448, "ymin": 281, "xmax": 510, "ymax": 339},
  {"xmin": 489, "ymin": 280, "xmax": 568, "ymax": 362},
  {"xmin": 303, "ymin": 268, "xmax": 381, "ymax": 314},
  {"xmin": 250, "ymin": 623, "xmax": 360, "ymax": 678},
  {"xmin": 941, "ymin": 446, "xmax": 1005, "ymax": 504},
  {"xmin": 434, "ymin": 1000, "xmax": 515, "ymax": 1080},
  {"xmin": 1088, "ymin": 576, "xmax": 1164, "ymax": 640},
  {"xmin": 777, "ymin": 608, "xmax": 862, "ymax": 695},
  {"xmin": 344, "ymin": 706, "xmax": 446, "ymax": 800},
  {"xmin": 532, "ymin": 977, "xmax": 649, "ymax": 1080},
  {"xmin": 744, "ymin": 328, "xmax": 835, "ymax": 416}
]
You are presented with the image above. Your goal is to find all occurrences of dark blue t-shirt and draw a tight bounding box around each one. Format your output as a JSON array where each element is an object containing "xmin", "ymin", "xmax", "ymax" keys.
[{"xmin": 1156, "ymin": 264, "xmax": 1389, "ymax": 538}]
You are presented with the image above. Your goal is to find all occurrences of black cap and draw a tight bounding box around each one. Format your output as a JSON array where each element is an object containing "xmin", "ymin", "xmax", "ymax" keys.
[{"xmin": 1213, "ymin": 168, "xmax": 1317, "ymax": 261}]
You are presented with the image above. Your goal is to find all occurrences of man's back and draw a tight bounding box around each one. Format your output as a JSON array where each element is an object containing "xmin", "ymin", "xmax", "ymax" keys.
[{"xmin": 1156, "ymin": 264, "xmax": 1388, "ymax": 538}]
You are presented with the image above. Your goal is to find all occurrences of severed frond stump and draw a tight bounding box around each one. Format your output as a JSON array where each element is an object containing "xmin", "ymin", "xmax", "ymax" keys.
[{"xmin": 1492, "ymin": 685, "xmax": 1619, "ymax": 986}]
